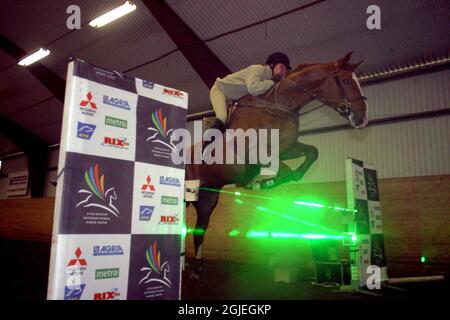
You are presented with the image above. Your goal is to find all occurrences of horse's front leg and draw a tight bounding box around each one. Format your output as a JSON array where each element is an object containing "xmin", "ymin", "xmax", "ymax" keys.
[{"xmin": 258, "ymin": 142, "xmax": 318, "ymax": 189}]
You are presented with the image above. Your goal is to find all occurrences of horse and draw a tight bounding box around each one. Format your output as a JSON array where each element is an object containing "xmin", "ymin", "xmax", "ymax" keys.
[{"xmin": 185, "ymin": 52, "xmax": 368, "ymax": 278}]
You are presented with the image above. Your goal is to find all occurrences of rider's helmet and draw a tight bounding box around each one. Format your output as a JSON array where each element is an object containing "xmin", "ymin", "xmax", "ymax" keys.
[{"xmin": 266, "ymin": 52, "xmax": 292, "ymax": 70}]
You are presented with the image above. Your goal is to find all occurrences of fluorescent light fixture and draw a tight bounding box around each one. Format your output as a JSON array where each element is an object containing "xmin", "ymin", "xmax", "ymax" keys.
[
  {"xmin": 89, "ymin": 1, "xmax": 136, "ymax": 28},
  {"xmin": 18, "ymin": 48, "xmax": 50, "ymax": 66}
]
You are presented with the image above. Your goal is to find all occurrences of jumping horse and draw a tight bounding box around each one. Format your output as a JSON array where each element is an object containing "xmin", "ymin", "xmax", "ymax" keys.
[{"xmin": 185, "ymin": 52, "xmax": 368, "ymax": 278}]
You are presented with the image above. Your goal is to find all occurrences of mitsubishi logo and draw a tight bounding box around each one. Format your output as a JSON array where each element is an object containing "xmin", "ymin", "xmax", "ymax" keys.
[
  {"xmin": 80, "ymin": 91, "xmax": 97, "ymax": 109},
  {"xmin": 141, "ymin": 176, "xmax": 155, "ymax": 191},
  {"xmin": 67, "ymin": 247, "xmax": 87, "ymax": 266}
]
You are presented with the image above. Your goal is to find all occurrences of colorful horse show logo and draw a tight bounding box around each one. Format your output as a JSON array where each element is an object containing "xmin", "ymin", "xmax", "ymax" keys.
[
  {"xmin": 75, "ymin": 163, "xmax": 120, "ymax": 217},
  {"xmin": 139, "ymin": 242, "xmax": 172, "ymax": 288},
  {"xmin": 146, "ymin": 108, "xmax": 176, "ymax": 151}
]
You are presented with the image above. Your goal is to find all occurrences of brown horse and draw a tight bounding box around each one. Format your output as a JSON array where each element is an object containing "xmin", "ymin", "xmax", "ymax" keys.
[{"xmin": 185, "ymin": 52, "xmax": 368, "ymax": 278}]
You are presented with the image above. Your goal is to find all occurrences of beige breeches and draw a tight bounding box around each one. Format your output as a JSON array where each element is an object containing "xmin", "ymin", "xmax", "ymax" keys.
[{"xmin": 210, "ymin": 83, "xmax": 228, "ymax": 123}]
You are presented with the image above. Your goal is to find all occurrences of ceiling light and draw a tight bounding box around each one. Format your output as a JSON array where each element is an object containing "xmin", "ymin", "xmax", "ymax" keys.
[
  {"xmin": 89, "ymin": 1, "xmax": 137, "ymax": 28},
  {"xmin": 18, "ymin": 48, "xmax": 50, "ymax": 66}
]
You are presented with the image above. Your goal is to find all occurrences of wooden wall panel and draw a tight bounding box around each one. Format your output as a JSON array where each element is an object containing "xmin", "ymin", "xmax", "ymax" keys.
[
  {"xmin": 0, "ymin": 198, "xmax": 54, "ymax": 242},
  {"xmin": 0, "ymin": 175, "xmax": 448, "ymax": 276}
]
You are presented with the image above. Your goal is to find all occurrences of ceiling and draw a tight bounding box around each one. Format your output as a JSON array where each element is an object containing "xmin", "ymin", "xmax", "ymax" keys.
[{"xmin": 0, "ymin": 0, "xmax": 449, "ymax": 157}]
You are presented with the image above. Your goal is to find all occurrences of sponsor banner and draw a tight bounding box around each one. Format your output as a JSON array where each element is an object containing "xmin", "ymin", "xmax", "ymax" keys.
[
  {"xmin": 52, "ymin": 234, "xmax": 130, "ymax": 300},
  {"xmin": 127, "ymin": 234, "xmax": 180, "ymax": 300},
  {"xmin": 6, "ymin": 170, "xmax": 29, "ymax": 197},
  {"xmin": 48, "ymin": 59, "xmax": 185, "ymax": 300},
  {"xmin": 60, "ymin": 152, "xmax": 133, "ymax": 234},
  {"xmin": 132, "ymin": 162, "xmax": 184, "ymax": 235},
  {"xmin": 67, "ymin": 77, "xmax": 137, "ymax": 162}
]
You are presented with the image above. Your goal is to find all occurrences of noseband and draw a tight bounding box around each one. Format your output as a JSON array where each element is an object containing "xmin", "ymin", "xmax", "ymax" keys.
[{"xmin": 332, "ymin": 71, "xmax": 367, "ymax": 117}]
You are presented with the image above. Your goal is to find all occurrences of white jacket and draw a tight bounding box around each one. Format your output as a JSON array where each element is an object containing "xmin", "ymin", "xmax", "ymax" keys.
[{"xmin": 214, "ymin": 64, "xmax": 275, "ymax": 100}]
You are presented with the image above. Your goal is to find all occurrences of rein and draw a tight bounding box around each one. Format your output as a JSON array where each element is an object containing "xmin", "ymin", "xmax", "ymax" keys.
[{"xmin": 236, "ymin": 67, "xmax": 367, "ymax": 120}]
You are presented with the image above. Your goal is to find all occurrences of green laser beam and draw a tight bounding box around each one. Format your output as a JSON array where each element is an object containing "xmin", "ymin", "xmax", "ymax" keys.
[
  {"xmin": 197, "ymin": 187, "xmax": 356, "ymax": 213},
  {"xmin": 244, "ymin": 230, "xmax": 346, "ymax": 240},
  {"xmin": 255, "ymin": 205, "xmax": 340, "ymax": 234}
]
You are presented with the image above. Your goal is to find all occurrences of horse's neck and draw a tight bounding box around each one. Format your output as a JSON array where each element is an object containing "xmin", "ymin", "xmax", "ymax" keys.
[
  {"xmin": 273, "ymin": 66, "xmax": 332, "ymax": 110},
  {"xmin": 264, "ymin": 78, "xmax": 315, "ymax": 111}
]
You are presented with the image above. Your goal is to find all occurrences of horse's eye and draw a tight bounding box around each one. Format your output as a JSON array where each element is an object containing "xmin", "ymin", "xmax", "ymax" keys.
[{"xmin": 343, "ymin": 79, "xmax": 351, "ymax": 84}]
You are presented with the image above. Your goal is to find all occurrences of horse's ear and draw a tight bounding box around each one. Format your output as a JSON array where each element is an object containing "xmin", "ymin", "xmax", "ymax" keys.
[
  {"xmin": 347, "ymin": 59, "xmax": 363, "ymax": 70},
  {"xmin": 337, "ymin": 51, "xmax": 353, "ymax": 68}
]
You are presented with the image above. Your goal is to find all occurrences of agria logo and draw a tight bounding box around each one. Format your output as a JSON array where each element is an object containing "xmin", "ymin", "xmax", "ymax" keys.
[
  {"xmin": 103, "ymin": 95, "xmax": 131, "ymax": 110},
  {"xmin": 139, "ymin": 242, "xmax": 172, "ymax": 288},
  {"xmin": 160, "ymin": 176, "xmax": 181, "ymax": 187},
  {"xmin": 93, "ymin": 245, "xmax": 124, "ymax": 256},
  {"xmin": 75, "ymin": 163, "xmax": 119, "ymax": 217},
  {"xmin": 77, "ymin": 122, "xmax": 96, "ymax": 140},
  {"xmin": 146, "ymin": 108, "xmax": 176, "ymax": 151},
  {"xmin": 79, "ymin": 91, "xmax": 97, "ymax": 116}
]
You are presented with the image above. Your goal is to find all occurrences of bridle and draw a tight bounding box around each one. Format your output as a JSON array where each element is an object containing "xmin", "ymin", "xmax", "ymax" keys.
[
  {"xmin": 281, "ymin": 68, "xmax": 367, "ymax": 118},
  {"xmin": 238, "ymin": 67, "xmax": 368, "ymax": 122}
]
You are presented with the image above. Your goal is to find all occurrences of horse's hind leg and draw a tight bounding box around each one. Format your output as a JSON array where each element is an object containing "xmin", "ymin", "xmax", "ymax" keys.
[{"xmin": 191, "ymin": 187, "xmax": 221, "ymax": 279}]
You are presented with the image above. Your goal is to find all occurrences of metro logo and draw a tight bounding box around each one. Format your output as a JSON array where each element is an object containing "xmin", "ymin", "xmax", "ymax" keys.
[
  {"xmin": 161, "ymin": 196, "xmax": 178, "ymax": 205},
  {"xmin": 163, "ymin": 88, "xmax": 184, "ymax": 98},
  {"xmin": 95, "ymin": 268, "xmax": 119, "ymax": 280},
  {"xmin": 105, "ymin": 116, "xmax": 127, "ymax": 129}
]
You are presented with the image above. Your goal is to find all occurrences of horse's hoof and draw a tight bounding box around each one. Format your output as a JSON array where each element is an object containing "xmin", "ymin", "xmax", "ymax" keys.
[
  {"xmin": 261, "ymin": 179, "xmax": 276, "ymax": 189},
  {"xmin": 245, "ymin": 182, "xmax": 261, "ymax": 190}
]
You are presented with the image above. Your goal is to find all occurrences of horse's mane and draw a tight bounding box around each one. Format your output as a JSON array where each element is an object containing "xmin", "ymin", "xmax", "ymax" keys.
[
  {"xmin": 290, "ymin": 63, "xmax": 315, "ymax": 73},
  {"xmin": 287, "ymin": 62, "xmax": 334, "ymax": 76}
]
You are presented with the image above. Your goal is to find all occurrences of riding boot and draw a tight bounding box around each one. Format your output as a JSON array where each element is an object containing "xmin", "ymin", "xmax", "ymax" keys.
[
  {"xmin": 203, "ymin": 118, "xmax": 225, "ymax": 149},
  {"xmin": 209, "ymin": 118, "xmax": 225, "ymax": 133}
]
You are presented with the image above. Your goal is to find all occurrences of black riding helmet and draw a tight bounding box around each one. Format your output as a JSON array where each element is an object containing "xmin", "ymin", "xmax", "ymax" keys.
[{"xmin": 266, "ymin": 52, "xmax": 292, "ymax": 70}]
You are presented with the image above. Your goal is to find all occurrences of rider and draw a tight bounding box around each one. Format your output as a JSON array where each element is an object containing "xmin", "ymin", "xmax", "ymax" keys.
[{"xmin": 208, "ymin": 52, "xmax": 292, "ymax": 132}]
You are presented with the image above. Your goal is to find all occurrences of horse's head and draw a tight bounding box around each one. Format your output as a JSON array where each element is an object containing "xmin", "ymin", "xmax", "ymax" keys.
[{"xmin": 320, "ymin": 52, "xmax": 368, "ymax": 128}]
